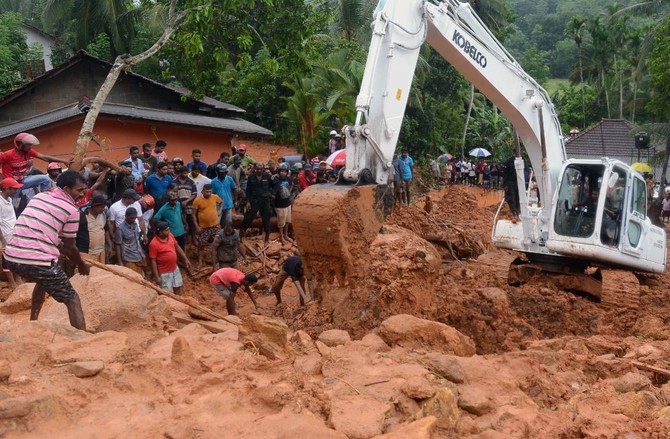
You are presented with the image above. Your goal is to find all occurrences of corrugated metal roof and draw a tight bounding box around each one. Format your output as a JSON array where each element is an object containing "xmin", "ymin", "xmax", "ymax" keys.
[
  {"xmin": 0, "ymin": 51, "xmax": 245, "ymax": 114},
  {"xmin": 0, "ymin": 103, "xmax": 272, "ymax": 140}
]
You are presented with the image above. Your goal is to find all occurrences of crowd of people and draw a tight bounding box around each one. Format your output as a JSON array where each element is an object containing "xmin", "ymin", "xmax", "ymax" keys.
[{"xmin": 0, "ymin": 133, "xmax": 341, "ymax": 331}]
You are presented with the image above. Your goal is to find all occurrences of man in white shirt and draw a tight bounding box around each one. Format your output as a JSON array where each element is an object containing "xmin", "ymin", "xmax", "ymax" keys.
[
  {"xmin": 0, "ymin": 177, "xmax": 22, "ymax": 288},
  {"xmin": 189, "ymin": 167, "xmax": 211, "ymax": 195},
  {"xmin": 108, "ymin": 189, "xmax": 147, "ymax": 244}
]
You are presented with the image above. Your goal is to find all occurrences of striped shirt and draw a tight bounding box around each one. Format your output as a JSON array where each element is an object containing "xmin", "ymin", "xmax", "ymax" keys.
[{"xmin": 4, "ymin": 187, "xmax": 80, "ymax": 266}]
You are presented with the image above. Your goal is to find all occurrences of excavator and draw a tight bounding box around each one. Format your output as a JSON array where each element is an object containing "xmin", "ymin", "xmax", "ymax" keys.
[{"xmin": 292, "ymin": 0, "xmax": 667, "ymax": 309}]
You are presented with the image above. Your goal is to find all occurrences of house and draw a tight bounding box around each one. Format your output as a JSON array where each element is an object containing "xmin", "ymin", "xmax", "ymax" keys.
[
  {"xmin": 0, "ymin": 51, "xmax": 272, "ymax": 168},
  {"xmin": 21, "ymin": 23, "xmax": 58, "ymax": 73},
  {"xmin": 565, "ymin": 119, "xmax": 663, "ymax": 179}
]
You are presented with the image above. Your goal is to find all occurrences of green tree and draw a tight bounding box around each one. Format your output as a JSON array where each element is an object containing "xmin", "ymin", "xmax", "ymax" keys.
[
  {"xmin": 0, "ymin": 11, "xmax": 28, "ymax": 95},
  {"xmin": 42, "ymin": 0, "xmax": 142, "ymax": 57},
  {"xmin": 566, "ymin": 15, "xmax": 587, "ymax": 128},
  {"xmin": 282, "ymin": 76, "xmax": 330, "ymax": 157}
]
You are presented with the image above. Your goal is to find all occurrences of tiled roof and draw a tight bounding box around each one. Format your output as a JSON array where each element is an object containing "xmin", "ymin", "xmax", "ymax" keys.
[
  {"xmin": 0, "ymin": 103, "xmax": 273, "ymax": 141},
  {"xmin": 565, "ymin": 119, "xmax": 658, "ymax": 162}
]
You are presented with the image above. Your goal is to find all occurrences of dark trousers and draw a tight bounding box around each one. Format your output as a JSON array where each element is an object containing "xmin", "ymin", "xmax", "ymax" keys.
[{"xmin": 241, "ymin": 198, "xmax": 273, "ymax": 234}]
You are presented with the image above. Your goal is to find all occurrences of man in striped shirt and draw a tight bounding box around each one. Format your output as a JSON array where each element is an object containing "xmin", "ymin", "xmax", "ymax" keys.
[{"xmin": 4, "ymin": 171, "xmax": 90, "ymax": 330}]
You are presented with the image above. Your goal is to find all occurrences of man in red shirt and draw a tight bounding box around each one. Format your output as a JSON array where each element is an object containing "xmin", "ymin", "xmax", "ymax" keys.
[
  {"xmin": 297, "ymin": 164, "xmax": 314, "ymax": 191},
  {"xmin": 149, "ymin": 221, "xmax": 192, "ymax": 295},
  {"xmin": 0, "ymin": 133, "xmax": 71, "ymax": 199},
  {"xmin": 209, "ymin": 267, "xmax": 260, "ymax": 316}
]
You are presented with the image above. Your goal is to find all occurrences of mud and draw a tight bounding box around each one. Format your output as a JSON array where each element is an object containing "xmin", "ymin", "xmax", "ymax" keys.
[{"xmin": 3, "ymin": 180, "xmax": 670, "ymax": 438}]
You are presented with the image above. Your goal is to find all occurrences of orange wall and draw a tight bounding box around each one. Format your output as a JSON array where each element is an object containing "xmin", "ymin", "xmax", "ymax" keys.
[{"xmin": 1, "ymin": 116, "xmax": 237, "ymax": 171}]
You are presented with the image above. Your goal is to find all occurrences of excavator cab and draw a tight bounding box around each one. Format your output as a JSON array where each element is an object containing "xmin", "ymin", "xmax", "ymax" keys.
[{"xmin": 547, "ymin": 159, "xmax": 665, "ymax": 274}]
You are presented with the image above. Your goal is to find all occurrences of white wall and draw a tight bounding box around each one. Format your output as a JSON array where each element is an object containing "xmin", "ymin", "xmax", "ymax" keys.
[{"xmin": 23, "ymin": 26, "xmax": 55, "ymax": 71}]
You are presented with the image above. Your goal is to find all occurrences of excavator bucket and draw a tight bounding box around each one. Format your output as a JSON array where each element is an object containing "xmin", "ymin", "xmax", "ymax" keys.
[{"xmin": 292, "ymin": 183, "xmax": 392, "ymax": 286}]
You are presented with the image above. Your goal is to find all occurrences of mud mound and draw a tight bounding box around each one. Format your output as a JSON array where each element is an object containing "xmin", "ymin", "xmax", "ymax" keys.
[
  {"xmin": 283, "ymin": 224, "xmax": 441, "ymax": 338},
  {"xmin": 38, "ymin": 266, "xmax": 172, "ymax": 332}
]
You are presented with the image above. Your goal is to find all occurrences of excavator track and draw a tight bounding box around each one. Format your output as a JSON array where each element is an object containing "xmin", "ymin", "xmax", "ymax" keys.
[{"xmin": 597, "ymin": 269, "xmax": 640, "ymax": 311}]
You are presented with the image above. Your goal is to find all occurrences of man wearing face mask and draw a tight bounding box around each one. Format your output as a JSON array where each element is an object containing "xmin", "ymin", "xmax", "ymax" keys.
[{"xmin": 240, "ymin": 162, "xmax": 274, "ymax": 244}]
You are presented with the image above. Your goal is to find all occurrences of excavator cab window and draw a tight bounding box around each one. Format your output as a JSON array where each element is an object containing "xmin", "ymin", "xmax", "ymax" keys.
[
  {"xmin": 554, "ymin": 164, "xmax": 605, "ymax": 238},
  {"xmin": 600, "ymin": 167, "xmax": 626, "ymax": 247}
]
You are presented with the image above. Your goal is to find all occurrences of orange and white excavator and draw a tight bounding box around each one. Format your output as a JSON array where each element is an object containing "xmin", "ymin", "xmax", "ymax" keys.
[{"xmin": 293, "ymin": 0, "xmax": 666, "ymax": 309}]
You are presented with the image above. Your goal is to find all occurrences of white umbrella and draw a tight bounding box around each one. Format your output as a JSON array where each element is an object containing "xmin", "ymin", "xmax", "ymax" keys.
[{"xmin": 469, "ymin": 147, "xmax": 491, "ymax": 158}]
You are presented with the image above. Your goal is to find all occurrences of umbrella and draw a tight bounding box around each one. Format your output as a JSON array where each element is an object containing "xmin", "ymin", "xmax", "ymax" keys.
[
  {"xmin": 631, "ymin": 162, "xmax": 652, "ymax": 174},
  {"xmin": 325, "ymin": 149, "xmax": 346, "ymax": 167},
  {"xmin": 437, "ymin": 153, "xmax": 453, "ymax": 163},
  {"xmin": 469, "ymin": 147, "xmax": 491, "ymax": 158}
]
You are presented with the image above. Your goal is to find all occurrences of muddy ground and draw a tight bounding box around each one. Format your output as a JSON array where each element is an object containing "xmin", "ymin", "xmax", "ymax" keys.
[{"xmin": 2, "ymin": 146, "xmax": 670, "ymax": 437}]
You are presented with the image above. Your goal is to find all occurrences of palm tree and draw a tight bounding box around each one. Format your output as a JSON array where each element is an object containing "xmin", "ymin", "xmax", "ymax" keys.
[
  {"xmin": 313, "ymin": 48, "xmax": 364, "ymax": 128},
  {"xmin": 282, "ymin": 76, "xmax": 331, "ymax": 157},
  {"xmin": 329, "ymin": 0, "xmax": 375, "ymax": 43},
  {"xmin": 42, "ymin": 0, "xmax": 142, "ymax": 57}
]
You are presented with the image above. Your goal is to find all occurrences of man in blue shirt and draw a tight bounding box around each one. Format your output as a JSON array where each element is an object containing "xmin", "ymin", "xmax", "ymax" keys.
[
  {"xmin": 126, "ymin": 145, "xmax": 144, "ymax": 183},
  {"xmin": 143, "ymin": 162, "xmax": 173, "ymax": 209},
  {"xmin": 187, "ymin": 148, "xmax": 208, "ymax": 174},
  {"xmin": 400, "ymin": 147, "xmax": 414, "ymax": 204},
  {"xmin": 153, "ymin": 192, "xmax": 187, "ymax": 249},
  {"xmin": 210, "ymin": 163, "xmax": 237, "ymax": 226},
  {"xmin": 392, "ymin": 152, "xmax": 404, "ymax": 206}
]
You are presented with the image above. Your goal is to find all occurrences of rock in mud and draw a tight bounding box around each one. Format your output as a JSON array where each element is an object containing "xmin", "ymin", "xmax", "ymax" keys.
[
  {"xmin": 69, "ymin": 360, "xmax": 104, "ymax": 378},
  {"xmin": 39, "ymin": 267, "xmax": 163, "ymax": 332},
  {"xmin": 378, "ymin": 314, "xmax": 476, "ymax": 356},
  {"xmin": 329, "ymin": 394, "xmax": 390, "ymax": 439},
  {"xmin": 47, "ymin": 331, "xmax": 128, "ymax": 363},
  {"xmin": 372, "ymin": 416, "xmax": 437, "ymax": 438},
  {"xmin": 401, "ymin": 376, "xmax": 435, "ymax": 400},
  {"xmin": 291, "ymin": 330, "xmax": 315, "ymax": 352},
  {"xmin": 612, "ymin": 372, "xmax": 651, "ymax": 393},
  {"xmin": 457, "ymin": 385, "xmax": 494, "ymax": 416},
  {"xmin": 238, "ymin": 314, "xmax": 294, "ymax": 361},
  {"xmin": 419, "ymin": 387, "xmax": 460, "ymax": 429},
  {"xmin": 0, "ymin": 360, "xmax": 11, "ymax": 383},
  {"xmin": 171, "ymin": 336, "xmax": 196, "ymax": 366},
  {"xmin": 0, "ymin": 397, "xmax": 32, "ymax": 419},
  {"xmin": 318, "ymin": 329, "xmax": 351, "ymax": 347},
  {"xmin": 423, "ymin": 353, "xmax": 465, "ymax": 383},
  {"xmin": 0, "ymin": 283, "xmax": 35, "ymax": 314}
]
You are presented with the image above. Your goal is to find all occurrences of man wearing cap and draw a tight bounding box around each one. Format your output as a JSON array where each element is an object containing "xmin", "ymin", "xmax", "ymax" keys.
[
  {"xmin": 172, "ymin": 157, "xmax": 184, "ymax": 174},
  {"xmin": 0, "ymin": 177, "xmax": 22, "ymax": 288},
  {"xmin": 47, "ymin": 162, "xmax": 63, "ymax": 184},
  {"xmin": 76, "ymin": 195, "xmax": 110, "ymax": 264},
  {"xmin": 228, "ymin": 144, "xmax": 255, "ymax": 169},
  {"xmin": 241, "ymin": 162, "xmax": 274, "ymax": 244},
  {"xmin": 108, "ymin": 188, "xmax": 147, "ymax": 243},
  {"xmin": 211, "ymin": 163, "xmax": 237, "ymax": 226},
  {"xmin": 209, "ymin": 267, "xmax": 260, "ymax": 316},
  {"xmin": 187, "ymin": 148, "xmax": 208, "ymax": 175},
  {"xmin": 328, "ymin": 130, "xmax": 339, "ymax": 154},
  {"xmin": 228, "ymin": 155, "xmax": 247, "ymax": 212},
  {"xmin": 1, "ymin": 133, "xmax": 68, "ymax": 200},
  {"xmin": 4, "ymin": 171, "xmax": 90, "ymax": 330},
  {"xmin": 153, "ymin": 192, "xmax": 187, "ymax": 249},
  {"xmin": 149, "ymin": 221, "xmax": 191, "ymax": 294},
  {"xmin": 114, "ymin": 207, "xmax": 146, "ymax": 274},
  {"xmin": 298, "ymin": 164, "xmax": 314, "ymax": 191},
  {"xmin": 272, "ymin": 163, "xmax": 294, "ymax": 244}
]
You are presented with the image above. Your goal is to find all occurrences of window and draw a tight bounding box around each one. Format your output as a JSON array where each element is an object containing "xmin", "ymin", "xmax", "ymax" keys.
[
  {"xmin": 630, "ymin": 177, "xmax": 646, "ymax": 219},
  {"xmin": 554, "ymin": 164, "xmax": 605, "ymax": 238}
]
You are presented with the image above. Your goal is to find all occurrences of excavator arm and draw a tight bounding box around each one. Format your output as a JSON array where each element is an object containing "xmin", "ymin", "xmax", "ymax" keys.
[{"xmin": 293, "ymin": 0, "xmax": 665, "ymax": 294}]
